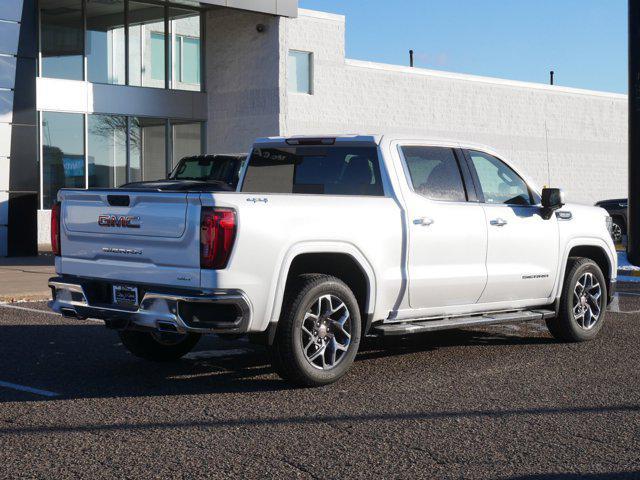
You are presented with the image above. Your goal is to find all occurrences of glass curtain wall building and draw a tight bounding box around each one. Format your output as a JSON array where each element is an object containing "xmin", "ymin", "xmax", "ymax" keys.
[{"xmin": 38, "ymin": 0, "xmax": 204, "ymax": 209}]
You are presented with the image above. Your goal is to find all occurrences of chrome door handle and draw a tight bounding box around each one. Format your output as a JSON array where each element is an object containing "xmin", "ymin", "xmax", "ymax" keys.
[
  {"xmin": 490, "ymin": 218, "xmax": 508, "ymax": 227},
  {"xmin": 413, "ymin": 217, "xmax": 434, "ymax": 227}
]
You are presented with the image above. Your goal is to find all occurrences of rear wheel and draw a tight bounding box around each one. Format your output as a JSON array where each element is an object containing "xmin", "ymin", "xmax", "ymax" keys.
[
  {"xmin": 546, "ymin": 257, "xmax": 607, "ymax": 342},
  {"xmin": 269, "ymin": 274, "xmax": 361, "ymax": 387},
  {"xmin": 119, "ymin": 330, "xmax": 201, "ymax": 361}
]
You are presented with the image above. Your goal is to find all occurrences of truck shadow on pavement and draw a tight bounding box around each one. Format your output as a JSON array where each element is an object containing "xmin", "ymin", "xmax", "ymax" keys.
[{"xmin": 0, "ymin": 320, "xmax": 557, "ymax": 402}]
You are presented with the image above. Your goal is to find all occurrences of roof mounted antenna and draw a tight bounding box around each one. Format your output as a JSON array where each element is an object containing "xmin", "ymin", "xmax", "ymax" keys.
[
  {"xmin": 409, "ymin": 50, "xmax": 414, "ymax": 68},
  {"xmin": 550, "ymin": 70, "xmax": 555, "ymax": 85}
]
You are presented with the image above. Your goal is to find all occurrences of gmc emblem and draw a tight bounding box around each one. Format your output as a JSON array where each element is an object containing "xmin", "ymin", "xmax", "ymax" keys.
[{"xmin": 98, "ymin": 215, "xmax": 141, "ymax": 229}]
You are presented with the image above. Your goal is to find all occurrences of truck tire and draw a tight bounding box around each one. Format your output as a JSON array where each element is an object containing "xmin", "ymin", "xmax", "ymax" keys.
[
  {"xmin": 269, "ymin": 274, "xmax": 362, "ymax": 387},
  {"xmin": 118, "ymin": 330, "xmax": 201, "ymax": 362},
  {"xmin": 546, "ymin": 257, "xmax": 607, "ymax": 342}
]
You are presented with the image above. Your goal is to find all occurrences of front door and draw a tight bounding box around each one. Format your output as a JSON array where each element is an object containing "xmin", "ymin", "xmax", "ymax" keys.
[
  {"xmin": 402, "ymin": 146, "xmax": 488, "ymax": 309},
  {"xmin": 465, "ymin": 150, "xmax": 559, "ymax": 304}
]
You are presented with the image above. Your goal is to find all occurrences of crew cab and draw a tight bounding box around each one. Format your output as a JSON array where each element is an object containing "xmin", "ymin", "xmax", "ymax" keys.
[{"xmin": 49, "ymin": 135, "xmax": 617, "ymax": 386}]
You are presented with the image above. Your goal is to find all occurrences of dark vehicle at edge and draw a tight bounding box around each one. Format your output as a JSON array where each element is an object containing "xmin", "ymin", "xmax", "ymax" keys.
[
  {"xmin": 121, "ymin": 154, "xmax": 246, "ymax": 192},
  {"xmin": 595, "ymin": 198, "xmax": 627, "ymax": 244}
]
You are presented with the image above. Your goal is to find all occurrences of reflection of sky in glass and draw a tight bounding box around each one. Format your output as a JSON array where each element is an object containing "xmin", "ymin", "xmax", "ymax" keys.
[{"xmin": 42, "ymin": 113, "xmax": 84, "ymax": 154}]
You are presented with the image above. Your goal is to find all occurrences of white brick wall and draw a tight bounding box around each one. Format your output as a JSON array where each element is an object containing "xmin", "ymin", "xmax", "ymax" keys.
[
  {"xmin": 206, "ymin": 8, "xmax": 284, "ymax": 153},
  {"xmin": 280, "ymin": 10, "xmax": 628, "ymax": 205}
]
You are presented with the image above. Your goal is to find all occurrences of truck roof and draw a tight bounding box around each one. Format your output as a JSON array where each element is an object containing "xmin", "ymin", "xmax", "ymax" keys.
[{"xmin": 253, "ymin": 134, "xmax": 501, "ymax": 153}]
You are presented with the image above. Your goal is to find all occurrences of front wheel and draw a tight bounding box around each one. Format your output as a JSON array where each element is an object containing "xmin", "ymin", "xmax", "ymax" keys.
[
  {"xmin": 269, "ymin": 274, "xmax": 362, "ymax": 387},
  {"xmin": 119, "ymin": 330, "xmax": 201, "ymax": 362},
  {"xmin": 546, "ymin": 257, "xmax": 607, "ymax": 342}
]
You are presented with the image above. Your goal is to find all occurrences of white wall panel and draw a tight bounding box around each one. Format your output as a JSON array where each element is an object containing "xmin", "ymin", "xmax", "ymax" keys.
[
  {"xmin": 0, "ymin": 0, "xmax": 24, "ymax": 23},
  {"xmin": 0, "ymin": 21, "xmax": 19, "ymax": 56},
  {"xmin": 0, "ymin": 123, "xmax": 11, "ymax": 157},
  {"xmin": 0, "ymin": 89, "xmax": 14, "ymax": 124},
  {"xmin": 0, "ymin": 156, "xmax": 8, "ymax": 192},
  {"xmin": 199, "ymin": 0, "xmax": 297, "ymax": 17}
]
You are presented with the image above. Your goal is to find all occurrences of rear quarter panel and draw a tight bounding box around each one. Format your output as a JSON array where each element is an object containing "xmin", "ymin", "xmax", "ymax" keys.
[{"xmin": 201, "ymin": 192, "xmax": 404, "ymax": 332}]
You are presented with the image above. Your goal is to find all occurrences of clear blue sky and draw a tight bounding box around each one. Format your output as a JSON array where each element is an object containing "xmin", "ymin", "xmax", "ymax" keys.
[{"xmin": 298, "ymin": 0, "xmax": 628, "ymax": 94}]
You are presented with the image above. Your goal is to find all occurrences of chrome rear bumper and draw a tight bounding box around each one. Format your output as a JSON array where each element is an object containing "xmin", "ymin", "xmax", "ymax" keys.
[{"xmin": 48, "ymin": 277, "xmax": 251, "ymax": 335}]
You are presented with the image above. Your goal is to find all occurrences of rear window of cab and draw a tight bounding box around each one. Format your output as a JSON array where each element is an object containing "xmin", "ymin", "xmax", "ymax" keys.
[{"xmin": 241, "ymin": 146, "xmax": 384, "ymax": 196}]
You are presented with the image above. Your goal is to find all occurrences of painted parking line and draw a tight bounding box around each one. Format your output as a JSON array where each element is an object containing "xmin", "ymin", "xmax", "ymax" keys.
[
  {"xmin": 0, "ymin": 380, "xmax": 60, "ymax": 398},
  {"xmin": 0, "ymin": 303, "xmax": 59, "ymax": 316}
]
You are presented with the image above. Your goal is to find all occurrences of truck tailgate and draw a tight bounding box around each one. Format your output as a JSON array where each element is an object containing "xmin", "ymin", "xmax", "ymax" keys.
[{"xmin": 58, "ymin": 190, "xmax": 202, "ymax": 288}]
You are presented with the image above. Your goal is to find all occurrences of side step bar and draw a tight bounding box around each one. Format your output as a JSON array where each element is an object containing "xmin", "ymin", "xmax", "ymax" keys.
[{"xmin": 373, "ymin": 309, "xmax": 556, "ymax": 337}]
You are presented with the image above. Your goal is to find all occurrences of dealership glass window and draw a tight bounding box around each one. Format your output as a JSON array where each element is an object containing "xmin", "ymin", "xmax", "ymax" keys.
[
  {"xmin": 288, "ymin": 51, "xmax": 312, "ymax": 94},
  {"xmin": 42, "ymin": 112, "xmax": 85, "ymax": 209},
  {"xmin": 40, "ymin": 0, "xmax": 84, "ymax": 80},
  {"xmin": 86, "ymin": 0, "xmax": 126, "ymax": 85},
  {"xmin": 130, "ymin": 117, "xmax": 167, "ymax": 181},
  {"xmin": 129, "ymin": 1, "xmax": 166, "ymax": 88},
  {"xmin": 172, "ymin": 121, "xmax": 202, "ymax": 165},
  {"xmin": 170, "ymin": 8, "xmax": 201, "ymax": 90},
  {"xmin": 88, "ymin": 115, "xmax": 128, "ymax": 188}
]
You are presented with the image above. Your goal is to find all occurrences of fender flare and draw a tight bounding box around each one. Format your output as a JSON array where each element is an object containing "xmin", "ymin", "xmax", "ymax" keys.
[
  {"xmin": 266, "ymin": 241, "xmax": 377, "ymax": 327},
  {"xmin": 552, "ymin": 237, "xmax": 616, "ymax": 301}
]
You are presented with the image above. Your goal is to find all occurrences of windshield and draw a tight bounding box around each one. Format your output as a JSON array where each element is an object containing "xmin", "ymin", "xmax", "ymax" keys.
[{"xmin": 171, "ymin": 156, "xmax": 244, "ymax": 186}]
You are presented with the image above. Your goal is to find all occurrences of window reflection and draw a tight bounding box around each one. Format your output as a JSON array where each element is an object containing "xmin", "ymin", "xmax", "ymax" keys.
[
  {"xmin": 130, "ymin": 117, "xmax": 167, "ymax": 181},
  {"xmin": 86, "ymin": 0, "xmax": 126, "ymax": 85},
  {"xmin": 88, "ymin": 115, "xmax": 127, "ymax": 188},
  {"xmin": 42, "ymin": 112, "xmax": 85, "ymax": 209},
  {"xmin": 40, "ymin": 0, "xmax": 84, "ymax": 80},
  {"xmin": 172, "ymin": 121, "xmax": 202, "ymax": 166},
  {"xmin": 129, "ymin": 1, "xmax": 166, "ymax": 89},
  {"xmin": 170, "ymin": 8, "xmax": 201, "ymax": 91}
]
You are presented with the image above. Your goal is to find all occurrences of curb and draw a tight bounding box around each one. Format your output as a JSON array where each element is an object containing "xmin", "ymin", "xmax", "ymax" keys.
[{"xmin": 0, "ymin": 293, "xmax": 51, "ymax": 303}]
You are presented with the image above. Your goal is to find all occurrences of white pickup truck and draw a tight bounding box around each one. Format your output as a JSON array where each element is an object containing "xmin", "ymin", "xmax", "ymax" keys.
[{"xmin": 49, "ymin": 135, "xmax": 617, "ymax": 386}]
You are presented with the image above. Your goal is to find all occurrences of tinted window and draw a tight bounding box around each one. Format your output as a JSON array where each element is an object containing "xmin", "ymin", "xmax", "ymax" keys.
[
  {"xmin": 469, "ymin": 151, "xmax": 532, "ymax": 206},
  {"xmin": 242, "ymin": 146, "xmax": 383, "ymax": 196},
  {"xmin": 42, "ymin": 112, "xmax": 86, "ymax": 209},
  {"xmin": 401, "ymin": 146, "xmax": 466, "ymax": 202}
]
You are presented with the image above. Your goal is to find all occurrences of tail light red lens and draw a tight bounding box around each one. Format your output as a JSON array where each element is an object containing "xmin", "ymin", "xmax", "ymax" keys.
[
  {"xmin": 200, "ymin": 208, "xmax": 236, "ymax": 269},
  {"xmin": 51, "ymin": 202, "xmax": 61, "ymax": 256}
]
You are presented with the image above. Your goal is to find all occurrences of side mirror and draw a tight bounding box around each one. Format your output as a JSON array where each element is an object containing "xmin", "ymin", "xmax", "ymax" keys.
[{"xmin": 541, "ymin": 188, "xmax": 565, "ymax": 219}]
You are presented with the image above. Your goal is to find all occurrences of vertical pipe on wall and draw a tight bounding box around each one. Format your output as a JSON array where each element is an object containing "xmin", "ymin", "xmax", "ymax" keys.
[{"xmin": 628, "ymin": 0, "xmax": 640, "ymax": 265}]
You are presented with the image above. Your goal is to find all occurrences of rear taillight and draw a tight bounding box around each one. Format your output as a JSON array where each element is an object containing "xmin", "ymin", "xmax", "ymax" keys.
[
  {"xmin": 200, "ymin": 208, "xmax": 236, "ymax": 269},
  {"xmin": 51, "ymin": 202, "xmax": 61, "ymax": 256}
]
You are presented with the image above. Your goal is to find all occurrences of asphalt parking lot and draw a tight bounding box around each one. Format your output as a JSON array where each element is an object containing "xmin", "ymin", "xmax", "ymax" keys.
[{"xmin": 1, "ymin": 295, "xmax": 640, "ymax": 479}]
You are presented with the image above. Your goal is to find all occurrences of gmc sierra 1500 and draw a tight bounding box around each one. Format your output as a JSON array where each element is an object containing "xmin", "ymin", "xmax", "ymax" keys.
[{"xmin": 49, "ymin": 135, "xmax": 617, "ymax": 386}]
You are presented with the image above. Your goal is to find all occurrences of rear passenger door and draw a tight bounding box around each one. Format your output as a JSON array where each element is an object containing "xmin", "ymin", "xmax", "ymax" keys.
[
  {"xmin": 400, "ymin": 145, "xmax": 488, "ymax": 310},
  {"xmin": 464, "ymin": 150, "xmax": 559, "ymax": 304}
]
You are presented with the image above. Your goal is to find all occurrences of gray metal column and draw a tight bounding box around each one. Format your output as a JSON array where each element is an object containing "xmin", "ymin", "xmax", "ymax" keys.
[
  {"xmin": 0, "ymin": 0, "xmax": 38, "ymax": 257},
  {"xmin": 629, "ymin": 0, "xmax": 640, "ymax": 265}
]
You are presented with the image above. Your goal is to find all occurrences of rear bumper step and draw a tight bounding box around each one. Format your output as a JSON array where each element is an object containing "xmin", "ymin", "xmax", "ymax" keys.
[
  {"xmin": 373, "ymin": 309, "xmax": 555, "ymax": 337},
  {"xmin": 48, "ymin": 277, "xmax": 251, "ymax": 335}
]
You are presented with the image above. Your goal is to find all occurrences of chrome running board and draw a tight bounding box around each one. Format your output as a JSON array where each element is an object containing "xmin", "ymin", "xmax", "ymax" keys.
[{"xmin": 373, "ymin": 309, "xmax": 555, "ymax": 337}]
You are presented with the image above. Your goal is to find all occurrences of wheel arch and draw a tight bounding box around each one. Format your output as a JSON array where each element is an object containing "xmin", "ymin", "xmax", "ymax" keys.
[
  {"xmin": 555, "ymin": 239, "xmax": 615, "ymax": 303},
  {"xmin": 268, "ymin": 243, "xmax": 377, "ymax": 334}
]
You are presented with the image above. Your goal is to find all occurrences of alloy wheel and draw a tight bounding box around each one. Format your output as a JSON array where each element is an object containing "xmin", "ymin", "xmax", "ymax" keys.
[
  {"xmin": 572, "ymin": 272, "xmax": 602, "ymax": 330},
  {"xmin": 301, "ymin": 294, "xmax": 352, "ymax": 370}
]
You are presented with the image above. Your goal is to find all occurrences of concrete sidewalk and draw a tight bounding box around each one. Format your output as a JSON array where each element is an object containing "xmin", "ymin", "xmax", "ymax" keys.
[{"xmin": 0, "ymin": 254, "xmax": 55, "ymax": 302}]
